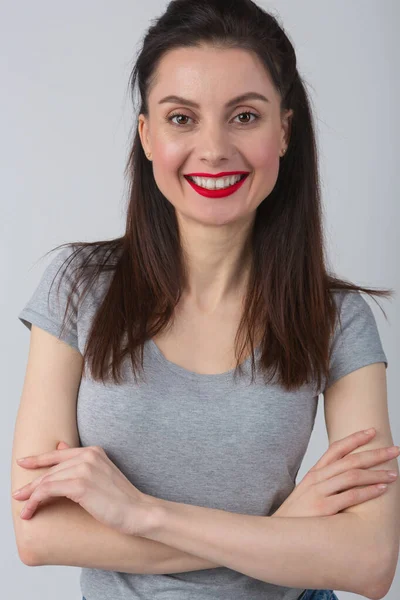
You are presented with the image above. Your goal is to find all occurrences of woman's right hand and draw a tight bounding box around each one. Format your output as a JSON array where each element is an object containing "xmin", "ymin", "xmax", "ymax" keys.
[{"xmin": 271, "ymin": 428, "xmax": 399, "ymax": 518}]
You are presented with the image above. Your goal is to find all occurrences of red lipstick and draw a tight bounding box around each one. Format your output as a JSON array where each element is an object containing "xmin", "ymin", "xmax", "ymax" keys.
[{"xmin": 184, "ymin": 172, "xmax": 250, "ymax": 199}]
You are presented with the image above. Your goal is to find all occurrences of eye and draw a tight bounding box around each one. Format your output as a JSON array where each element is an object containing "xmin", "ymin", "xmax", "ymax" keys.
[
  {"xmin": 168, "ymin": 113, "xmax": 192, "ymax": 126},
  {"xmin": 167, "ymin": 111, "xmax": 260, "ymax": 127},
  {"xmin": 233, "ymin": 112, "xmax": 259, "ymax": 125}
]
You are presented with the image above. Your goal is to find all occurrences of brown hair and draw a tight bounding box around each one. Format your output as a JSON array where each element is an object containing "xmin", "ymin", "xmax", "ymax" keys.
[{"xmin": 46, "ymin": 0, "xmax": 393, "ymax": 391}]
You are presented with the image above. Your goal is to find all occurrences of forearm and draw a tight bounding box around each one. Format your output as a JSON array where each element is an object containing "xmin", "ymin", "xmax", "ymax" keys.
[
  {"xmin": 141, "ymin": 498, "xmax": 381, "ymax": 597},
  {"xmin": 23, "ymin": 497, "xmax": 222, "ymax": 574}
]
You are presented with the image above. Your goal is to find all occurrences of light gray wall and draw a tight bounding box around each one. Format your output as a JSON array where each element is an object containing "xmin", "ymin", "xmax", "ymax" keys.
[{"xmin": 2, "ymin": 0, "xmax": 399, "ymax": 598}]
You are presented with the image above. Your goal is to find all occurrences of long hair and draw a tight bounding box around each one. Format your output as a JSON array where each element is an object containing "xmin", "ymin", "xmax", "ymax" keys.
[{"xmin": 46, "ymin": 0, "xmax": 393, "ymax": 392}]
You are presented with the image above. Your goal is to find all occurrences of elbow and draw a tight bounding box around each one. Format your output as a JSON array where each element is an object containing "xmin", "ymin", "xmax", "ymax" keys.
[
  {"xmin": 12, "ymin": 496, "xmax": 67, "ymax": 566},
  {"xmin": 21, "ymin": 546, "xmax": 40, "ymax": 567},
  {"xmin": 13, "ymin": 519, "xmax": 42, "ymax": 567},
  {"xmin": 13, "ymin": 511, "xmax": 44, "ymax": 567},
  {"xmin": 362, "ymin": 548, "xmax": 397, "ymax": 600},
  {"xmin": 16, "ymin": 538, "xmax": 40, "ymax": 567},
  {"xmin": 12, "ymin": 513, "xmax": 40, "ymax": 566}
]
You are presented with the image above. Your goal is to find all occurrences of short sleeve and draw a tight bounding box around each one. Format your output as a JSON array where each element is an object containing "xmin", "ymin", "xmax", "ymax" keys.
[
  {"xmin": 323, "ymin": 291, "xmax": 388, "ymax": 393},
  {"xmin": 18, "ymin": 245, "xmax": 80, "ymax": 352}
]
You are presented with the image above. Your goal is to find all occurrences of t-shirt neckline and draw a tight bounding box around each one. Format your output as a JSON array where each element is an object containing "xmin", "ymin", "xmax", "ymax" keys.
[{"xmin": 148, "ymin": 338, "xmax": 261, "ymax": 382}]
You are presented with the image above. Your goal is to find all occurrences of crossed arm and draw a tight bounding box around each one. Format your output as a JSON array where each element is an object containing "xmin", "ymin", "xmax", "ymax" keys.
[
  {"xmin": 22, "ymin": 495, "xmax": 386, "ymax": 599},
  {"xmin": 22, "ymin": 496, "xmax": 219, "ymax": 575},
  {"xmin": 14, "ymin": 339, "xmax": 396, "ymax": 600}
]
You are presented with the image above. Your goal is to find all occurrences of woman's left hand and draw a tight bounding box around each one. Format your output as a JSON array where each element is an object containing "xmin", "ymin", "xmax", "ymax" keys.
[{"xmin": 12, "ymin": 441, "xmax": 155, "ymax": 536}]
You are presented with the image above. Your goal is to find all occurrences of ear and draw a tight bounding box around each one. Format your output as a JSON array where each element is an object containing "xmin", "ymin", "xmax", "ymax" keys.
[
  {"xmin": 138, "ymin": 114, "xmax": 151, "ymax": 157},
  {"xmin": 281, "ymin": 108, "xmax": 294, "ymax": 148}
]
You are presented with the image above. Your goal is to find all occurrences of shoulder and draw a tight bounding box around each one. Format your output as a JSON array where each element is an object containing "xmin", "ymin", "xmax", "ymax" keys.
[{"xmin": 330, "ymin": 290, "xmax": 375, "ymax": 330}]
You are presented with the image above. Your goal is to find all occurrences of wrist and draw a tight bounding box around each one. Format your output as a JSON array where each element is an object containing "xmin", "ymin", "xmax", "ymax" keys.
[{"xmin": 134, "ymin": 493, "xmax": 166, "ymax": 538}]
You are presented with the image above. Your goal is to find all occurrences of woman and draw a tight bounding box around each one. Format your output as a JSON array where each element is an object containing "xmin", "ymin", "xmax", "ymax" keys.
[{"xmin": 14, "ymin": 1, "xmax": 397, "ymax": 599}]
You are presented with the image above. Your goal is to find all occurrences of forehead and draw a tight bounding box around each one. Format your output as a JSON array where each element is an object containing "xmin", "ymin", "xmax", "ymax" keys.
[{"xmin": 148, "ymin": 45, "xmax": 277, "ymax": 106}]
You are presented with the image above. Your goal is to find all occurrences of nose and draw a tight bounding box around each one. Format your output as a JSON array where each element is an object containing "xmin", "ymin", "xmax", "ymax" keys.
[{"xmin": 196, "ymin": 123, "xmax": 235, "ymax": 165}]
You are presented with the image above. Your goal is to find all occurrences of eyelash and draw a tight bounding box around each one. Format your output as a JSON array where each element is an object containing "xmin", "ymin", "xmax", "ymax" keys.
[{"xmin": 167, "ymin": 111, "xmax": 260, "ymax": 127}]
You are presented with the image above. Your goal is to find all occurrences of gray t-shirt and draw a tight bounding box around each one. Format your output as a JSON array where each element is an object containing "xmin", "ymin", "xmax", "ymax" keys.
[{"xmin": 18, "ymin": 245, "xmax": 388, "ymax": 600}]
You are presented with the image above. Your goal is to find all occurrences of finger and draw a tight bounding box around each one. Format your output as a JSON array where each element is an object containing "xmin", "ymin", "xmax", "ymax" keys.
[
  {"xmin": 311, "ymin": 429, "xmax": 375, "ymax": 471},
  {"xmin": 20, "ymin": 478, "xmax": 84, "ymax": 519},
  {"xmin": 317, "ymin": 466, "xmax": 396, "ymax": 496},
  {"xmin": 57, "ymin": 442, "xmax": 70, "ymax": 449},
  {"xmin": 16, "ymin": 447, "xmax": 80, "ymax": 468},
  {"xmin": 313, "ymin": 446, "xmax": 399, "ymax": 485},
  {"xmin": 13, "ymin": 458, "xmax": 84, "ymax": 500},
  {"xmin": 326, "ymin": 482, "xmax": 389, "ymax": 515}
]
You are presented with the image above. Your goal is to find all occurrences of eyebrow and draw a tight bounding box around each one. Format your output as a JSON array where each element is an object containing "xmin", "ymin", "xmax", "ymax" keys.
[{"xmin": 158, "ymin": 92, "xmax": 270, "ymax": 109}]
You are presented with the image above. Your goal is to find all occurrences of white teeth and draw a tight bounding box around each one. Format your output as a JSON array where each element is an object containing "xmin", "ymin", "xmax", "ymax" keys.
[{"xmin": 189, "ymin": 174, "xmax": 243, "ymax": 190}]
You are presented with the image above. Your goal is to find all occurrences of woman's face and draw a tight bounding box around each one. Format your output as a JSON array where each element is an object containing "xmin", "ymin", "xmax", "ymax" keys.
[{"xmin": 138, "ymin": 45, "xmax": 292, "ymax": 228}]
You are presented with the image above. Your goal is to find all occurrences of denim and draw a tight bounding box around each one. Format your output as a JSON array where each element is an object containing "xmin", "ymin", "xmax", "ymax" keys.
[{"xmin": 298, "ymin": 590, "xmax": 339, "ymax": 600}]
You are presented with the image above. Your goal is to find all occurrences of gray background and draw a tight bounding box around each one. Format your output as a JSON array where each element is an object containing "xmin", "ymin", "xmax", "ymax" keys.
[{"xmin": 2, "ymin": 0, "xmax": 399, "ymax": 598}]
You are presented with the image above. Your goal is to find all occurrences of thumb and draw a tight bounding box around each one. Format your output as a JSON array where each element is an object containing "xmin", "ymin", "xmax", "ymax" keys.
[{"xmin": 57, "ymin": 441, "xmax": 70, "ymax": 450}]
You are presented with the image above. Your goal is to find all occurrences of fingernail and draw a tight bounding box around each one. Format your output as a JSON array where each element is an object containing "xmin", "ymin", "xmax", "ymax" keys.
[
  {"xmin": 388, "ymin": 471, "xmax": 398, "ymax": 478},
  {"xmin": 17, "ymin": 457, "xmax": 29, "ymax": 463},
  {"xmin": 388, "ymin": 446, "xmax": 400, "ymax": 456},
  {"xmin": 12, "ymin": 489, "xmax": 23, "ymax": 496},
  {"xmin": 364, "ymin": 428, "xmax": 375, "ymax": 434}
]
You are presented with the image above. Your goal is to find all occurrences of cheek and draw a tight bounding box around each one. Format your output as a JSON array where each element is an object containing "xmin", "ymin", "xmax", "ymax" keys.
[
  {"xmin": 150, "ymin": 140, "xmax": 187, "ymax": 203},
  {"xmin": 251, "ymin": 141, "xmax": 280, "ymax": 171},
  {"xmin": 152, "ymin": 139, "xmax": 185, "ymax": 177},
  {"xmin": 249, "ymin": 142, "xmax": 281, "ymax": 200}
]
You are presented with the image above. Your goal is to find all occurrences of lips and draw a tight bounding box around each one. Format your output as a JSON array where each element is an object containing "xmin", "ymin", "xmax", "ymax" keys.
[{"xmin": 185, "ymin": 172, "xmax": 249, "ymax": 199}]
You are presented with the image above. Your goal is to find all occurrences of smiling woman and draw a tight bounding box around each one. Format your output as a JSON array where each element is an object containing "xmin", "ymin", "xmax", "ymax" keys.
[
  {"xmin": 13, "ymin": 0, "xmax": 397, "ymax": 599},
  {"xmin": 138, "ymin": 44, "xmax": 290, "ymax": 239}
]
